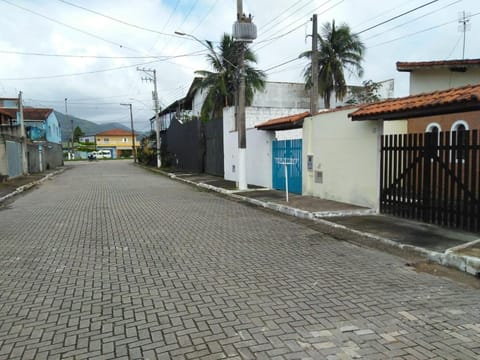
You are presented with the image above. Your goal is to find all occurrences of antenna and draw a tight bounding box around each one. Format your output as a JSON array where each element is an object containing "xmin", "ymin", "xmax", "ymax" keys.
[{"xmin": 458, "ymin": 11, "xmax": 471, "ymax": 59}]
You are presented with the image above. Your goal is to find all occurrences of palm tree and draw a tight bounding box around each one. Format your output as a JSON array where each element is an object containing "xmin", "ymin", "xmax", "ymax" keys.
[
  {"xmin": 195, "ymin": 33, "xmax": 266, "ymax": 121},
  {"xmin": 300, "ymin": 20, "xmax": 365, "ymax": 108}
]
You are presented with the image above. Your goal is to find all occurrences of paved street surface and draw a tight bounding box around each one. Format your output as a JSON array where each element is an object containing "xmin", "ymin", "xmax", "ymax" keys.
[{"xmin": 0, "ymin": 161, "xmax": 479, "ymax": 360}]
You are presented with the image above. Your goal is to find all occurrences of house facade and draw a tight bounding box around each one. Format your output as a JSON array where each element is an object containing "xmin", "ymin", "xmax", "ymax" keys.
[
  {"xmin": 95, "ymin": 128, "xmax": 138, "ymax": 159},
  {"xmin": 349, "ymin": 84, "xmax": 480, "ymax": 232},
  {"xmin": 394, "ymin": 59, "xmax": 480, "ymax": 135}
]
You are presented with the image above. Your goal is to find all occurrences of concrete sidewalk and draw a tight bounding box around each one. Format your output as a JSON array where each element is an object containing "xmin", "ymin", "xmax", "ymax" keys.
[{"xmin": 164, "ymin": 170, "xmax": 480, "ymax": 278}]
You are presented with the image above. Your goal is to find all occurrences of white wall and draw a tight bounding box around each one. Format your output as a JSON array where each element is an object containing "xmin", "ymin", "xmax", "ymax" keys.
[
  {"xmin": 384, "ymin": 120, "xmax": 408, "ymax": 135},
  {"xmin": 303, "ymin": 108, "xmax": 381, "ymax": 208},
  {"xmin": 224, "ymin": 106, "xmax": 305, "ymax": 188},
  {"xmin": 224, "ymin": 124, "xmax": 275, "ymax": 188},
  {"xmin": 410, "ymin": 69, "xmax": 480, "ymax": 94}
]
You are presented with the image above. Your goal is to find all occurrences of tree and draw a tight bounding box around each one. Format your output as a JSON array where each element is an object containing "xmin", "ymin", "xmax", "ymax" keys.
[
  {"xmin": 73, "ymin": 126, "xmax": 85, "ymax": 142},
  {"xmin": 194, "ymin": 33, "xmax": 266, "ymax": 121},
  {"xmin": 300, "ymin": 20, "xmax": 365, "ymax": 108},
  {"xmin": 345, "ymin": 80, "xmax": 382, "ymax": 104}
]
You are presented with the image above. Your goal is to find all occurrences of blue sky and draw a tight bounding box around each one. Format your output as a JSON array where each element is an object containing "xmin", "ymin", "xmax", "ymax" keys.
[{"xmin": 0, "ymin": 0, "xmax": 479, "ymax": 131}]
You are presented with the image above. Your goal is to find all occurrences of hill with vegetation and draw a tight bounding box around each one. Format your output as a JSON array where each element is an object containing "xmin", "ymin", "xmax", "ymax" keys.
[{"xmin": 55, "ymin": 111, "xmax": 130, "ymax": 142}]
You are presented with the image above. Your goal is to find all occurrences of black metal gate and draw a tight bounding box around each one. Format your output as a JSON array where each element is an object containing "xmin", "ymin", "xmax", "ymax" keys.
[{"xmin": 380, "ymin": 130, "xmax": 480, "ymax": 232}]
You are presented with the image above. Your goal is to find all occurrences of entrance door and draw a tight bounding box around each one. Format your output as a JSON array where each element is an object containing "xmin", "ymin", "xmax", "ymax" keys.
[{"xmin": 272, "ymin": 139, "xmax": 302, "ymax": 194}]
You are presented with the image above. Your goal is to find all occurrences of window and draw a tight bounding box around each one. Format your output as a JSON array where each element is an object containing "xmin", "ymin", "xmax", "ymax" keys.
[
  {"xmin": 122, "ymin": 138, "xmax": 128, "ymax": 142},
  {"xmin": 451, "ymin": 120, "xmax": 469, "ymax": 161},
  {"xmin": 103, "ymin": 138, "xmax": 109, "ymax": 143},
  {"xmin": 425, "ymin": 122, "xmax": 441, "ymax": 150}
]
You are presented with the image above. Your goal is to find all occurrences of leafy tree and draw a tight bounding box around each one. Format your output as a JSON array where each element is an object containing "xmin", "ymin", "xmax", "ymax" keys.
[
  {"xmin": 300, "ymin": 20, "xmax": 365, "ymax": 108},
  {"xmin": 345, "ymin": 80, "xmax": 382, "ymax": 104},
  {"xmin": 73, "ymin": 126, "xmax": 85, "ymax": 142},
  {"xmin": 194, "ymin": 33, "xmax": 266, "ymax": 121}
]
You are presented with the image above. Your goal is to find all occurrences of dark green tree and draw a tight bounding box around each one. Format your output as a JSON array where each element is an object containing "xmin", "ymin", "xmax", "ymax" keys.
[
  {"xmin": 73, "ymin": 126, "xmax": 85, "ymax": 142},
  {"xmin": 194, "ymin": 33, "xmax": 266, "ymax": 121},
  {"xmin": 300, "ymin": 20, "xmax": 365, "ymax": 108},
  {"xmin": 346, "ymin": 80, "xmax": 382, "ymax": 104}
]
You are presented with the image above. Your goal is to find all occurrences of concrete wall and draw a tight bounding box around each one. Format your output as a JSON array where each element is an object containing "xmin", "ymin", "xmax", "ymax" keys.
[
  {"xmin": 409, "ymin": 69, "xmax": 480, "ymax": 95},
  {"xmin": 252, "ymin": 82, "xmax": 321, "ymax": 108},
  {"xmin": 303, "ymin": 108, "xmax": 381, "ymax": 208},
  {"xmin": 223, "ymin": 106, "xmax": 306, "ymax": 188}
]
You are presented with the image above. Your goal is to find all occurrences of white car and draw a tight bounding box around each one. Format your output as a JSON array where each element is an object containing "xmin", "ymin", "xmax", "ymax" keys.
[{"xmin": 96, "ymin": 150, "xmax": 112, "ymax": 159}]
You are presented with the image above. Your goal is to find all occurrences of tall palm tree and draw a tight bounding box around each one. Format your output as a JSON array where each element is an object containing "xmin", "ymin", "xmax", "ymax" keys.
[
  {"xmin": 300, "ymin": 20, "xmax": 365, "ymax": 108},
  {"xmin": 195, "ymin": 33, "xmax": 266, "ymax": 121}
]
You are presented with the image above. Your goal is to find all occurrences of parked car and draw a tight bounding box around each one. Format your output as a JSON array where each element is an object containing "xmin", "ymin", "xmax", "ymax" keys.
[
  {"xmin": 96, "ymin": 150, "xmax": 112, "ymax": 159},
  {"xmin": 87, "ymin": 151, "xmax": 97, "ymax": 160}
]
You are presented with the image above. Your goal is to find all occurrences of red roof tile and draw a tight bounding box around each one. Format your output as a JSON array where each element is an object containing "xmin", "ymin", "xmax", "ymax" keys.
[
  {"xmin": 397, "ymin": 59, "xmax": 480, "ymax": 72},
  {"xmin": 0, "ymin": 108, "xmax": 53, "ymax": 120},
  {"xmin": 0, "ymin": 109, "xmax": 13, "ymax": 118},
  {"xmin": 96, "ymin": 128, "xmax": 134, "ymax": 136},
  {"xmin": 349, "ymin": 84, "xmax": 480, "ymax": 120},
  {"xmin": 256, "ymin": 111, "xmax": 310, "ymax": 130}
]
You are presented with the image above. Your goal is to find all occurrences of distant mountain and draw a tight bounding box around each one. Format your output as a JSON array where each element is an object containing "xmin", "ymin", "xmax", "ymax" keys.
[{"xmin": 54, "ymin": 111, "xmax": 130, "ymax": 141}]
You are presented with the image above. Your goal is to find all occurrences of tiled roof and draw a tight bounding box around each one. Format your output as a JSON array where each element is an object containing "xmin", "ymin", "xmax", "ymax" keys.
[
  {"xmin": 349, "ymin": 84, "xmax": 480, "ymax": 120},
  {"xmin": 0, "ymin": 109, "xmax": 13, "ymax": 118},
  {"xmin": 255, "ymin": 111, "xmax": 310, "ymax": 130},
  {"xmin": 397, "ymin": 59, "xmax": 480, "ymax": 72},
  {"xmin": 96, "ymin": 128, "xmax": 134, "ymax": 136},
  {"xmin": 0, "ymin": 108, "xmax": 53, "ymax": 120}
]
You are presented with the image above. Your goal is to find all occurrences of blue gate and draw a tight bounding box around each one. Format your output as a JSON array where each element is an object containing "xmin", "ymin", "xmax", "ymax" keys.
[{"xmin": 272, "ymin": 139, "xmax": 302, "ymax": 194}]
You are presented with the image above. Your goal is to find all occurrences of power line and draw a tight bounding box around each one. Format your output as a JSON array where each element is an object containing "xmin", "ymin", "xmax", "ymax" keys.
[
  {"xmin": 264, "ymin": 57, "xmax": 302, "ymax": 73},
  {"xmin": 363, "ymin": 0, "xmax": 462, "ymax": 41},
  {"xmin": 355, "ymin": 0, "xmax": 440, "ymax": 35},
  {"xmin": 254, "ymin": 0, "xmax": 344, "ymax": 51},
  {"xmin": 368, "ymin": 11, "xmax": 480, "ymax": 48},
  {"xmin": 0, "ymin": 0, "xmax": 138, "ymax": 52},
  {"xmin": 56, "ymin": 0, "xmax": 184, "ymax": 39},
  {"xmin": 0, "ymin": 49, "xmax": 207, "ymax": 60},
  {"xmin": 0, "ymin": 59, "xmax": 161, "ymax": 81}
]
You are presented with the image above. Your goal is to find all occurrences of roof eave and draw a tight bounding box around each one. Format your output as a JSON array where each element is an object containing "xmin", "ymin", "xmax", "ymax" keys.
[
  {"xmin": 256, "ymin": 119, "xmax": 304, "ymax": 131},
  {"xmin": 351, "ymin": 101, "xmax": 480, "ymax": 121}
]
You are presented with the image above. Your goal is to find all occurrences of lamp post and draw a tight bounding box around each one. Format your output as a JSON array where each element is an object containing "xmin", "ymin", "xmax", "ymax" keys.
[{"xmin": 120, "ymin": 103, "xmax": 136, "ymax": 163}]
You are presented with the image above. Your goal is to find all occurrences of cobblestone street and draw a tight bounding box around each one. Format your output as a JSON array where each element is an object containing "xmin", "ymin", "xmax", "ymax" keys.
[{"xmin": 0, "ymin": 161, "xmax": 479, "ymax": 359}]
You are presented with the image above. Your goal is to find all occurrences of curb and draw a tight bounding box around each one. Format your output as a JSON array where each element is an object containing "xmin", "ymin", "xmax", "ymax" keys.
[
  {"xmin": 143, "ymin": 165, "xmax": 480, "ymax": 277},
  {"xmin": 0, "ymin": 168, "xmax": 65, "ymax": 204}
]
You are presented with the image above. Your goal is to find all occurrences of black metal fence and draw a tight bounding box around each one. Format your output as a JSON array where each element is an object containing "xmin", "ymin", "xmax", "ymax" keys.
[
  {"xmin": 380, "ymin": 130, "xmax": 480, "ymax": 232},
  {"xmin": 161, "ymin": 117, "xmax": 224, "ymax": 176}
]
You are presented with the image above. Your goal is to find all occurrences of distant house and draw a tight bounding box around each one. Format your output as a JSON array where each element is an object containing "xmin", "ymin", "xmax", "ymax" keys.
[
  {"xmin": 95, "ymin": 128, "xmax": 138, "ymax": 159},
  {"xmin": 1, "ymin": 100, "xmax": 63, "ymax": 175}
]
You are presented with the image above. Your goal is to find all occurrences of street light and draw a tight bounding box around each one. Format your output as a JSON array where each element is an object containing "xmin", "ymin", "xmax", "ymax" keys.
[{"xmin": 120, "ymin": 103, "xmax": 137, "ymax": 163}]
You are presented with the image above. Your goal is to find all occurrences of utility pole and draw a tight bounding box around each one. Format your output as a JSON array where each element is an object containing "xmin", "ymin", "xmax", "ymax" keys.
[
  {"xmin": 237, "ymin": 0, "xmax": 247, "ymax": 190},
  {"xmin": 65, "ymin": 98, "xmax": 73, "ymax": 160},
  {"xmin": 233, "ymin": 0, "xmax": 256, "ymax": 190},
  {"xmin": 311, "ymin": 14, "xmax": 319, "ymax": 114},
  {"xmin": 120, "ymin": 103, "xmax": 136, "ymax": 163},
  {"xmin": 18, "ymin": 91, "xmax": 28, "ymax": 174},
  {"xmin": 137, "ymin": 67, "xmax": 161, "ymax": 168}
]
